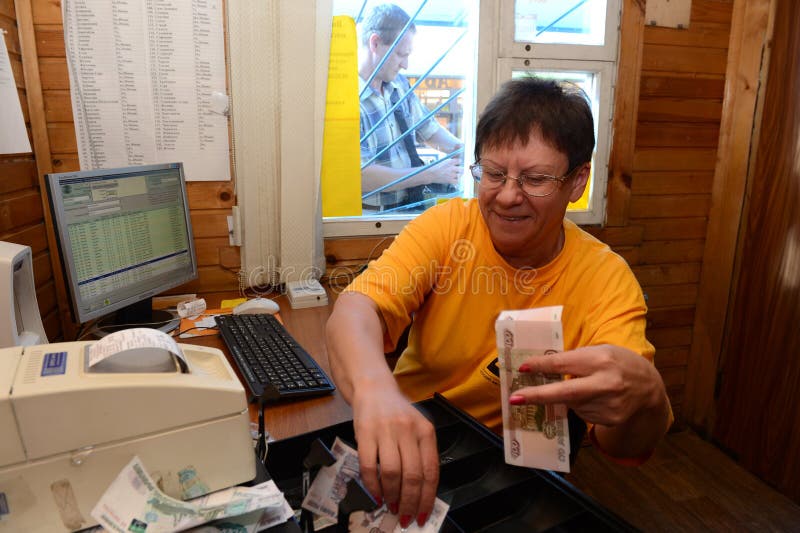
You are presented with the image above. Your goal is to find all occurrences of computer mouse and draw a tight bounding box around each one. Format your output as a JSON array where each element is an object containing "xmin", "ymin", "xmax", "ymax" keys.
[{"xmin": 232, "ymin": 298, "xmax": 280, "ymax": 315}]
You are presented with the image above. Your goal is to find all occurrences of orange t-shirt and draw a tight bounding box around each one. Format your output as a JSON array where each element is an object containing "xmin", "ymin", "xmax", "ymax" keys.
[{"xmin": 347, "ymin": 199, "xmax": 656, "ymax": 432}]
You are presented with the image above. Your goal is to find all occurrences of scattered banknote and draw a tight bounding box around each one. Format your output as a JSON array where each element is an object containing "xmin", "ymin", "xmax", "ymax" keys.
[
  {"xmin": 495, "ymin": 306, "xmax": 570, "ymax": 472},
  {"xmin": 188, "ymin": 481, "xmax": 295, "ymax": 532},
  {"xmin": 91, "ymin": 456, "xmax": 287, "ymax": 532},
  {"xmin": 348, "ymin": 498, "xmax": 450, "ymax": 533},
  {"xmin": 301, "ymin": 437, "xmax": 361, "ymax": 520}
]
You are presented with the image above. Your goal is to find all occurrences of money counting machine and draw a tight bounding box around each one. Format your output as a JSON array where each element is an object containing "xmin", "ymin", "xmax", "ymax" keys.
[
  {"xmin": 264, "ymin": 394, "xmax": 634, "ymax": 532},
  {"xmin": 0, "ymin": 340, "xmax": 255, "ymax": 531}
]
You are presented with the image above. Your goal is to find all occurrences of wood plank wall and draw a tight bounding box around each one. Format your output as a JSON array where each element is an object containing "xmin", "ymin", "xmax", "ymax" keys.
[
  {"xmin": 324, "ymin": 0, "xmax": 735, "ymax": 427},
  {"xmin": 29, "ymin": 0, "xmax": 240, "ymax": 308},
  {"xmin": 0, "ymin": 0, "xmax": 62, "ymax": 341},
  {"xmin": 628, "ymin": 0, "xmax": 732, "ymax": 426}
]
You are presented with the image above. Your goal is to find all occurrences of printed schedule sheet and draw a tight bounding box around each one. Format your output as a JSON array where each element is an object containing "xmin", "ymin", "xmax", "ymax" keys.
[{"xmin": 62, "ymin": 0, "xmax": 230, "ymax": 181}]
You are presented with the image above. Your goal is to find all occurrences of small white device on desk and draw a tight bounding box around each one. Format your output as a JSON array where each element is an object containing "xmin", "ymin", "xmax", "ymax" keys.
[
  {"xmin": 0, "ymin": 329, "xmax": 255, "ymax": 531},
  {"xmin": 0, "ymin": 241, "xmax": 47, "ymax": 348},
  {"xmin": 285, "ymin": 279, "xmax": 328, "ymax": 309}
]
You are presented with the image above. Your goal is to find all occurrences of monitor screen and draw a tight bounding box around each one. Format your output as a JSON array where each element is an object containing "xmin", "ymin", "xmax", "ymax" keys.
[{"xmin": 46, "ymin": 163, "xmax": 198, "ymax": 328}]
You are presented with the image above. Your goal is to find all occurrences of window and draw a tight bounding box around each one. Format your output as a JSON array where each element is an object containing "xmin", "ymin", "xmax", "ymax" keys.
[
  {"xmin": 324, "ymin": 0, "xmax": 619, "ymax": 237},
  {"xmin": 323, "ymin": 0, "xmax": 478, "ymax": 237},
  {"xmin": 493, "ymin": 0, "xmax": 620, "ymax": 225}
]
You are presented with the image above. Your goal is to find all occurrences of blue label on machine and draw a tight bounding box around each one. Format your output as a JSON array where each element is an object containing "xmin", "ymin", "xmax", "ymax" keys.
[{"xmin": 41, "ymin": 351, "xmax": 67, "ymax": 376}]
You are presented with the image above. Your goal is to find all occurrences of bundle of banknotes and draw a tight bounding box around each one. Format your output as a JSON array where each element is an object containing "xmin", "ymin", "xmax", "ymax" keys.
[
  {"xmin": 495, "ymin": 305, "xmax": 570, "ymax": 473},
  {"xmin": 302, "ymin": 437, "xmax": 450, "ymax": 532},
  {"xmin": 91, "ymin": 456, "xmax": 294, "ymax": 532}
]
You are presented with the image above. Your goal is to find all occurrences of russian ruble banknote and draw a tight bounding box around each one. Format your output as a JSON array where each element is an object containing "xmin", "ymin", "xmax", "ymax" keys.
[
  {"xmin": 348, "ymin": 498, "xmax": 449, "ymax": 533},
  {"xmin": 495, "ymin": 305, "xmax": 570, "ymax": 472},
  {"xmin": 301, "ymin": 437, "xmax": 361, "ymax": 520},
  {"xmin": 302, "ymin": 437, "xmax": 449, "ymax": 532},
  {"xmin": 91, "ymin": 456, "xmax": 287, "ymax": 532}
]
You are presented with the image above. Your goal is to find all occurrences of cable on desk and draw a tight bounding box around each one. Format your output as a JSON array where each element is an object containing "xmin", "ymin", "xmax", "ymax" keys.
[{"xmin": 255, "ymin": 399, "xmax": 268, "ymax": 464}]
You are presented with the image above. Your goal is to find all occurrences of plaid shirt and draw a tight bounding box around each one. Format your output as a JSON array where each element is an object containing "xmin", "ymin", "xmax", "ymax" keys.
[{"xmin": 360, "ymin": 75, "xmax": 438, "ymax": 208}]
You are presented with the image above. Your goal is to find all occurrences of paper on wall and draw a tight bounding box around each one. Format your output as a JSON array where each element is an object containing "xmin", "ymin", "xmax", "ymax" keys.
[{"xmin": 0, "ymin": 36, "xmax": 32, "ymax": 154}]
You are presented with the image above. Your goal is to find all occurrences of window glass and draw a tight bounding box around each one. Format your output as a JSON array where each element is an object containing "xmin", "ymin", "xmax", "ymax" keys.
[
  {"xmin": 510, "ymin": 69, "xmax": 599, "ymax": 211},
  {"xmin": 327, "ymin": 0, "xmax": 477, "ymax": 224},
  {"xmin": 514, "ymin": 0, "xmax": 608, "ymax": 46}
]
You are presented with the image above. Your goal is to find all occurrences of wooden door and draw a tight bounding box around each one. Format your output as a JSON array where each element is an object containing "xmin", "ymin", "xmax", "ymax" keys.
[{"xmin": 713, "ymin": 0, "xmax": 800, "ymax": 503}]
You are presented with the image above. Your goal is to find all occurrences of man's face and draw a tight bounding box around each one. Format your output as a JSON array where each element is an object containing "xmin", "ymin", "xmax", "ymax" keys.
[
  {"xmin": 477, "ymin": 133, "xmax": 589, "ymax": 268},
  {"xmin": 374, "ymin": 32, "xmax": 414, "ymax": 83}
]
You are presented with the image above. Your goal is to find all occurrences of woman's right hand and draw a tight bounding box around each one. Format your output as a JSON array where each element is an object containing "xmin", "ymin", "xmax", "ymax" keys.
[{"xmin": 351, "ymin": 382, "xmax": 439, "ymax": 529}]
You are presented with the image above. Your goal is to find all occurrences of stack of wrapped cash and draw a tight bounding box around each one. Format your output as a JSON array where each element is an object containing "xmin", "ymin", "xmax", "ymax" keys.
[{"xmin": 495, "ymin": 305, "xmax": 570, "ymax": 473}]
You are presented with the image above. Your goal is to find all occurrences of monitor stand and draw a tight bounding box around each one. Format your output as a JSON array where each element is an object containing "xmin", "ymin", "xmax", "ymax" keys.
[{"xmin": 92, "ymin": 298, "xmax": 181, "ymax": 338}]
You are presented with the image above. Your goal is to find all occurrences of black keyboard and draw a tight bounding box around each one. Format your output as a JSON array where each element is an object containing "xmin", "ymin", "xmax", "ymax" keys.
[{"xmin": 215, "ymin": 313, "xmax": 335, "ymax": 402}]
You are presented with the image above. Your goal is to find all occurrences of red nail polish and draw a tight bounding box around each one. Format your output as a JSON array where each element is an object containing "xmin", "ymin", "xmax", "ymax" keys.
[
  {"xmin": 509, "ymin": 394, "xmax": 525, "ymax": 405},
  {"xmin": 389, "ymin": 502, "xmax": 399, "ymax": 514},
  {"xmin": 518, "ymin": 363, "xmax": 531, "ymax": 372},
  {"xmin": 417, "ymin": 513, "xmax": 428, "ymax": 526},
  {"xmin": 399, "ymin": 515, "xmax": 412, "ymax": 528}
]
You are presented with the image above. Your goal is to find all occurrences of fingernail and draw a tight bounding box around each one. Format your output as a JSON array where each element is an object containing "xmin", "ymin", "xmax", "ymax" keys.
[
  {"xmin": 518, "ymin": 363, "xmax": 531, "ymax": 372},
  {"xmin": 399, "ymin": 515, "xmax": 412, "ymax": 528},
  {"xmin": 509, "ymin": 394, "xmax": 525, "ymax": 405},
  {"xmin": 417, "ymin": 513, "xmax": 428, "ymax": 526},
  {"xmin": 389, "ymin": 502, "xmax": 399, "ymax": 514}
]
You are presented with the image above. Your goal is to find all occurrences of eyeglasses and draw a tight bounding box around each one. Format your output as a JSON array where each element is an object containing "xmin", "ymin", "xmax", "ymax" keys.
[{"xmin": 469, "ymin": 162, "xmax": 576, "ymax": 197}]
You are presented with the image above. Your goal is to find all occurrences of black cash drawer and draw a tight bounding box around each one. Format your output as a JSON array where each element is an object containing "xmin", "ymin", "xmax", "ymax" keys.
[{"xmin": 264, "ymin": 394, "xmax": 635, "ymax": 532}]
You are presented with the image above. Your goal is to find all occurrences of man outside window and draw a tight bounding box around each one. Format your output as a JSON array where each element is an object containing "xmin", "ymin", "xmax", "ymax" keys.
[{"xmin": 358, "ymin": 3, "xmax": 463, "ymax": 213}]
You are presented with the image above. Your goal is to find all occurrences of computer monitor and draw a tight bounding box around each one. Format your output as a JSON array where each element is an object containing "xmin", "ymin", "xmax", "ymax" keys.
[{"xmin": 46, "ymin": 163, "xmax": 198, "ymax": 334}]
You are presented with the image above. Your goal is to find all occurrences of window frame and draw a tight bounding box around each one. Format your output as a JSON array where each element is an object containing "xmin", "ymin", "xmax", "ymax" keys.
[
  {"xmin": 324, "ymin": 0, "xmax": 620, "ymax": 237},
  {"xmin": 495, "ymin": 58, "xmax": 615, "ymax": 225}
]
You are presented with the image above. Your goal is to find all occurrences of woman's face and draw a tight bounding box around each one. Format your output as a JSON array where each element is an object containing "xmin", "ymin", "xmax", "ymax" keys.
[{"xmin": 477, "ymin": 133, "xmax": 589, "ymax": 268}]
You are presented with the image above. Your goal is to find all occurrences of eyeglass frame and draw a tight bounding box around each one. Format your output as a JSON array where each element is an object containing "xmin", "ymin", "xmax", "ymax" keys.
[{"xmin": 469, "ymin": 160, "xmax": 582, "ymax": 198}]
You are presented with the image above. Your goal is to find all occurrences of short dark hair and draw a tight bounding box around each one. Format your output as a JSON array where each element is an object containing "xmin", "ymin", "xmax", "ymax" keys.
[
  {"xmin": 474, "ymin": 77, "xmax": 595, "ymax": 171},
  {"xmin": 360, "ymin": 3, "xmax": 416, "ymax": 47}
]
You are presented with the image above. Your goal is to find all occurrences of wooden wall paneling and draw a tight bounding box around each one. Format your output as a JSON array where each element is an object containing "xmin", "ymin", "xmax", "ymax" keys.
[
  {"xmin": 633, "ymin": 148, "xmax": 718, "ymax": 171},
  {"xmin": 643, "ymin": 23, "xmax": 731, "ymax": 49},
  {"xmin": 641, "ymin": 44, "xmax": 728, "ymax": 75},
  {"xmin": 0, "ymin": 0, "xmax": 15, "ymax": 18},
  {"xmin": 713, "ymin": 0, "xmax": 800, "ymax": 502},
  {"xmin": 655, "ymin": 347, "xmax": 689, "ymax": 369},
  {"xmin": 647, "ymin": 306, "xmax": 695, "ymax": 328},
  {"xmin": 186, "ymin": 181, "xmax": 235, "ymax": 209},
  {"xmin": 684, "ymin": 0, "xmax": 773, "ymax": 434},
  {"xmin": 643, "ymin": 284, "xmax": 698, "ymax": 309},
  {"xmin": 605, "ymin": 0, "xmax": 646, "ymax": 227},
  {"xmin": 636, "ymin": 240, "xmax": 705, "ymax": 265},
  {"xmin": 636, "ymin": 122, "xmax": 721, "ymax": 147},
  {"xmin": 630, "ymin": 171, "xmax": 714, "ymax": 195},
  {"xmin": 29, "ymin": 0, "xmax": 58, "ymax": 24},
  {"xmin": 637, "ymin": 97, "xmax": 723, "ymax": 123},
  {"xmin": 42, "ymin": 88, "xmax": 71, "ymax": 121},
  {"xmin": 633, "ymin": 262, "xmax": 702, "ymax": 286},
  {"xmin": 689, "ymin": 0, "xmax": 734, "ymax": 25},
  {"xmin": 638, "ymin": 218, "xmax": 708, "ymax": 241},
  {"xmin": 629, "ymin": 195, "xmax": 711, "ymax": 219},
  {"xmin": 15, "ymin": 0, "xmax": 74, "ymax": 339},
  {"xmin": 0, "ymin": 158, "xmax": 37, "ymax": 193},
  {"xmin": 34, "ymin": 27, "xmax": 62, "ymax": 56},
  {"xmin": 640, "ymin": 73, "xmax": 725, "ymax": 99}
]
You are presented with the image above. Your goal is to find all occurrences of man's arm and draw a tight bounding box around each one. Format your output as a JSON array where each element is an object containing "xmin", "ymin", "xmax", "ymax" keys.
[
  {"xmin": 361, "ymin": 162, "xmax": 459, "ymax": 194},
  {"xmin": 424, "ymin": 127, "xmax": 463, "ymax": 155},
  {"xmin": 326, "ymin": 292, "xmax": 439, "ymax": 527},
  {"xmin": 511, "ymin": 344, "xmax": 671, "ymax": 459}
]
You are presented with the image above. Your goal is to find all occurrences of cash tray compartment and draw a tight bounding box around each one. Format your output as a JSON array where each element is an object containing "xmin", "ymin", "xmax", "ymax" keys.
[{"xmin": 264, "ymin": 394, "xmax": 633, "ymax": 532}]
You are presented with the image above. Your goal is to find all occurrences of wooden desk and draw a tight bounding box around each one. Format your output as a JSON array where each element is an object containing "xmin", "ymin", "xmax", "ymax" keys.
[{"xmin": 183, "ymin": 291, "xmax": 352, "ymax": 441}]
